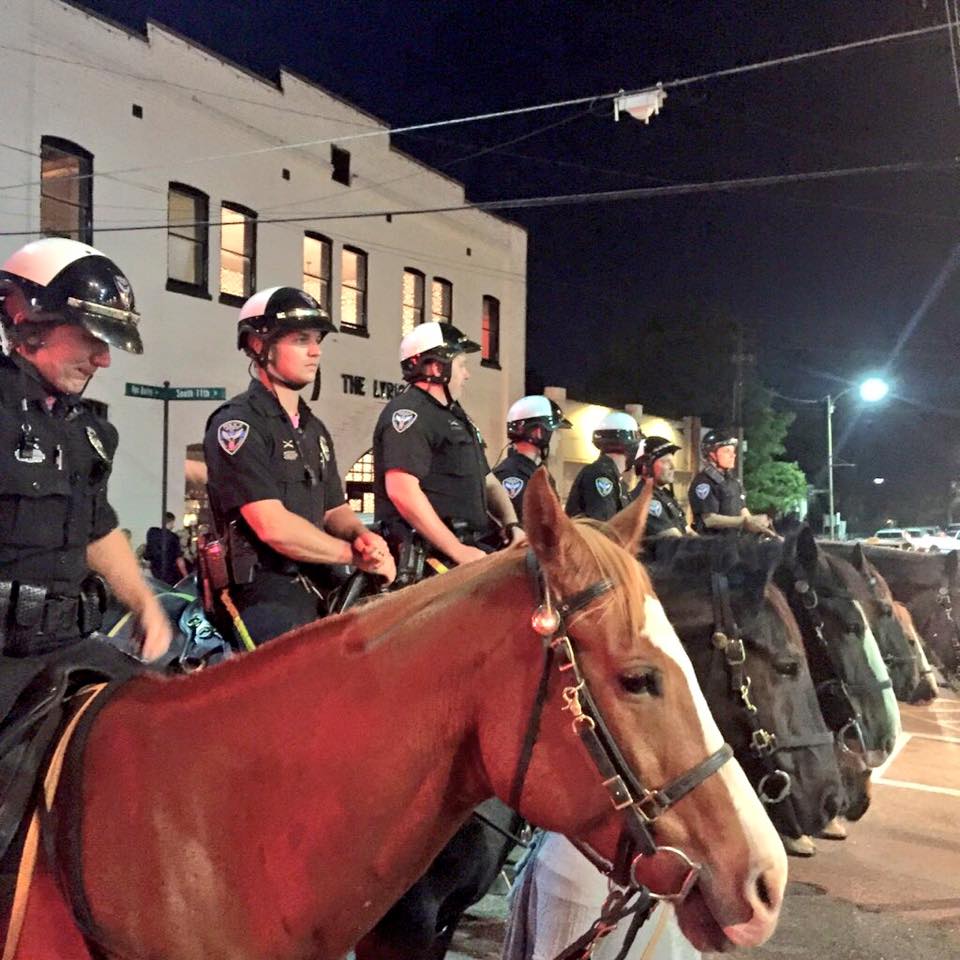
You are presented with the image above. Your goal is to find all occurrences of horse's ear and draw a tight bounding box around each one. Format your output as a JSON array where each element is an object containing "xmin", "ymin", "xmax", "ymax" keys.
[
  {"xmin": 851, "ymin": 542, "xmax": 867, "ymax": 572},
  {"xmin": 797, "ymin": 526, "xmax": 818, "ymax": 573},
  {"xmin": 607, "ymin": 479, "xmax": 652, "ymax": 556},
  {"xmin": 523, "ymin": 467, "xmax": 582, "ymax": 571}
]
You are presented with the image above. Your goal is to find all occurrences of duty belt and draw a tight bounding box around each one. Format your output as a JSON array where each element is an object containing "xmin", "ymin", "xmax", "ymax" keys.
[{"xmin": 0, "ymin": 582, "xmax": 88, "ymax": 657}]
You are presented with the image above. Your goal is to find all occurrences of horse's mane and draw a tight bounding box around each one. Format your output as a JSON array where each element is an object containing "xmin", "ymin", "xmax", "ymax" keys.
[{"xmin": 647, "ymin": 535, "xmax": 783, "ymax": 577}]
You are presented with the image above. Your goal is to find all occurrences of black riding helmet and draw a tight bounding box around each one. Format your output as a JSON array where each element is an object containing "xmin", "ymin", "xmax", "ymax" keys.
[
  {"xmin": 635, "ymin": 435, "xmax": 681, "ymax": 477},
  {"xmin": 0, "ymin": 237, "xmax": 143, "ymax": 354},
  {"xmin": 237, "ymin": 286, "xmax": 337, "ymax": 359},
  {"xmin": 701, "ymin": 429, "xmax": 738, "ymax": 457},
  {"xmin": 399, "ymin": 320, "xmax": 480, "ymax": 385}
]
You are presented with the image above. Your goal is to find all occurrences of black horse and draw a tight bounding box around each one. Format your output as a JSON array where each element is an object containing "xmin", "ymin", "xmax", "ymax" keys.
[
  {"xmin": 830, "ymin": 543, "xmax": 960, "ymax": 689},
  {"xmin": 774, "ymin": 529, "xmax": 901, "ymax": 821},
  {"xmin": 648, "ymin": 536, "xmax": 845, "ymax": 839}
]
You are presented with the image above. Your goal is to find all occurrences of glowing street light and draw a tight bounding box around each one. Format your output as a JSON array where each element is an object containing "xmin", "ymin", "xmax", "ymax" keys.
[
  {"xmin": 873, "ymin": 477, "xmax": 885, "ymax": 485},
  {"xmin": 827, "ymin": 377, "xmax": 890, "ymax": 538}
]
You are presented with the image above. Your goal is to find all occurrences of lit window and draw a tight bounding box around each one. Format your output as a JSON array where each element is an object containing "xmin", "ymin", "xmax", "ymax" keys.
[
  {"xmin": 303, "ymin": 233, "xmax": 332, "ymax": 313},
  {"xmin": 167, "ymin": 184, "xmax": 209, "ymax": 294},
  {"xmin": 431, "ymin": 278, "xmax": 452, "ymax": 324},
  {"xmin": 402, "ymin": 268, "xmax": 425, "ymax": 336},
  {"xmin": 345, "ymin": 450, "xmax": 375, "ymax": 514},
  {"xmin": 340, "ymin": 246, "xmax": 367, "ymax": 333},
  {"xmin": 482, "ymin": 295, "xmax": 500, "ymax": 366},
  {"xmin": 40, "ymin": 137, "xmax": 93, "ymax": 243},
  {"xmin": 219, "ymin": 202, "xmax": 256, "ymax": 302}
]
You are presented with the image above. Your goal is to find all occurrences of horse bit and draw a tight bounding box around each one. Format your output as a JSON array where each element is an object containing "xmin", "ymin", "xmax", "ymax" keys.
[{"xmin": 508, "ymin": 553, "xmax": 734, "ymax": 960}]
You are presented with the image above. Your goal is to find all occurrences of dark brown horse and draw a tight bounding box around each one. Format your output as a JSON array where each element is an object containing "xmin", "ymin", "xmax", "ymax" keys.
[{"xmin": 11, "ymin": 472, "xmax": 785, "ymax": 960}]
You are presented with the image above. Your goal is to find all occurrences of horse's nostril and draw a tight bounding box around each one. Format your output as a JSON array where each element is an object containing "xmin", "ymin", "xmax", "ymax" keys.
[
  {"xmin": 755, "ymin": 871, "xmax": 773, "ymax": 910},
  {"xmin": 885, "ymin": 738, "xmax": 895, "ymax": 754}
]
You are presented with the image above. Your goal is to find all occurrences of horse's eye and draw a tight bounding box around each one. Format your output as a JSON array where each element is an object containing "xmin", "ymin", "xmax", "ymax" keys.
[
  {"xmin": 619, "ymin": 669, "xmax": 662, "ymax": 697},
  {"xmin": 774, "ymin": 659, "xmax": 799, "ymax": 677}
]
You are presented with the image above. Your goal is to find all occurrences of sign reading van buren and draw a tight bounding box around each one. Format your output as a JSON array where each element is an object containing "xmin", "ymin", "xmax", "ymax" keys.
[{"xmin": 125, "ymin": 382, "xmax": 226, "ymax": 401}]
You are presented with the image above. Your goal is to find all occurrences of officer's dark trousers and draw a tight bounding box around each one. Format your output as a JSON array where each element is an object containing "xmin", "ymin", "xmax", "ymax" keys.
[{"xmin": 228, "ymin": 572, "xmax": 325, "ymax": 647}]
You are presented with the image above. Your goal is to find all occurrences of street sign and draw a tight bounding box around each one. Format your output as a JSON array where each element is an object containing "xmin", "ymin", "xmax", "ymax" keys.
[
  {"xmin": 170, "ymin": 386, "xmax": 226, "ymax": 401},
  {"xmin": 124, "ymin": 383, "xmax": 225, "ymax": 401},
  {"xmin": 125, "ymin": 382, "xmax": 167, "ymax": 399}
]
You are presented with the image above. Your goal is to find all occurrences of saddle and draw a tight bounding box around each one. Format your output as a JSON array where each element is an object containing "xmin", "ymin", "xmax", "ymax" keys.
[{"xmin": 0, "ymin": 638, "xmax": 142, "ymax": 871}]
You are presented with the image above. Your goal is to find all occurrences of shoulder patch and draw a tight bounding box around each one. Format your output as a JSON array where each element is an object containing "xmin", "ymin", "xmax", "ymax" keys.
[
  {"xmin": 648, "ymin": 498, "xmax": 663, "ymax": 517},
  {"xmin": 392, "ymin": 409, "xmax": 418, "ymax": 434},
  {"xmin": 595, "ymin": 476, "xmax": 614, "ymax": 498},
  {"xmin": 318, "ymin": 434, "xmax": 331, "ymax": 462},
  {"xmin": 218, "ymin": 419, "xmax": 250, "ymax": 455},
  {"xmin": 695, "ymin": 482, "xmax": 712, "ymax": 501},
  {"xmin": 502, "ymin": 476, "xmax": 525, "ymax": 499}
]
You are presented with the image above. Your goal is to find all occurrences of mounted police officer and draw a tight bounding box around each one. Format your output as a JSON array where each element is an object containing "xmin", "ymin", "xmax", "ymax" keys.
[
  {"xmin": 373, "ymin": 321, "xmax": 524, "ymax": 574},
  {"xmin": 565, "ymin": 411, "xmax": 641, "ymax": 521},
  {"xmin": 0, "ymin": 237, "xmax": 171, "ymax": 661},
  {"xmin": 688, "ymin": 429, "xmax": 774, "ymax": 536},
  {"xmin": 203, "ymin": 286, "xmax": 394, "ymax": 647},
  {"xmin": 492, "ymin": 395, "xmax": 570, "ymax": 524},
  {"xmin": 631, "ymin": 435, "xmax": 694, "ymax": 538}
]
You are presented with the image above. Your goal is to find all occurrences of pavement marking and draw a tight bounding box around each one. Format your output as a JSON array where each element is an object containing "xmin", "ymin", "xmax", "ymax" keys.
[
  {"xmin": 871, "ymin": 732, "xmax": 910, "ymax": 778},
  {"xmin": 910, "ymin": 731, "xmax": 960, "ymax": 745},
  {"xmin": 872, "ymin": 776, "xmax": 960, "ymax": 799}
]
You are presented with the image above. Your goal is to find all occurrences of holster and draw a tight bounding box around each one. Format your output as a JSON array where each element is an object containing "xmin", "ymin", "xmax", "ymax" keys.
[
  {"xmin": 224, "ymin": 519, "xmax": 260, "ymax": 585},
  {"xmin": 78, "ymin": 576, "xmax": 107, "ymax": 636}
]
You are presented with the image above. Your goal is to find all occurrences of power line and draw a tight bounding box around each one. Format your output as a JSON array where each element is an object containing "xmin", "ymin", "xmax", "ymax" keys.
[
  {"xmin": 1, "ymin": 19, "xmax": 957, "ymax": 194},
  {"xmin": 1, "ymin": 157, "xmax": 953, "ymax": 238}
]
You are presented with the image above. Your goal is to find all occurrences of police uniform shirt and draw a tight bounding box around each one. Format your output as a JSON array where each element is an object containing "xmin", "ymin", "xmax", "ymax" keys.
[
  {"xmin": 373, "ymin": 386, "xmax": 490, "ymax": 533},
  {"xmin": 644, "ymin": 485, "xmax": 689, "ymax": 537},
  {"xmin": 0, "ymin": 353, "xmax": 118, "ymax": 597},
  {"xmin": 688, "ymin": 463, "xmax": 745, "ymax": 534},
  {"xmin": 204, "ymin": 379, "xmax": 345, "ymax": 560},
  {"xmin": 492, "ymin": 447, "xmax": 537, "ymax": 525},
  {"xmin": 565, "ymin": 454, "xmax": 627, "ymax": 522}
]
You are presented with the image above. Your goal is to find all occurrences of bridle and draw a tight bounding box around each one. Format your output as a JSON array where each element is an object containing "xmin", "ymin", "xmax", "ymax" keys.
[
  {"xmin": 859, "ymin": 568, "xmax": 922, "ymax": 679},
  {"xmin": 510, "ymin": 552, "xmax": 733, "ymax": 960},
  {"xmin": 786, "ymin": 569, "xmax": 890, "ymax": 768},
  {"xmin": 709, "ymin": 572, "xmax": 832, "ymax": 837},
  {"xmin": 912, "ymin": 576, "xmax": 960, "ymax": 687}
]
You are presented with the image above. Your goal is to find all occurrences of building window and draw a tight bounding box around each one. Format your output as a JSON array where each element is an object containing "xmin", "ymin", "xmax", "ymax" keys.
[
  {"xmin": 340, "ymin": 246, "xmax": 367, "ymax": 335},
  {"xmin": 482, "ymin": 295, "xmax": 501, "ymax": 368},
  {"xmin": 331, "ymin": 145, "xmax": 351, "ymax": 186},
  {"xmin": 166, "ymin": 183, "xmax": 209, "ymax": 296},
  {"xmin": 303, "ymin": 232, "xmax": 332, "ymax": 313},
  {"xmin": 219, "ymin": 202, "xmax": 256, "ymax": 304},
  {"xmin": 431, "ymin": 278, "xmax": 452, "ymax": 324},
  {"xmin": 40, "ymin": 136, "xmax": 93, "ymax": 243},
  {"xmin": 401, "ymin": 268, "xmax": 425, "ymax": 337},
  {"xmin": 345, "ymin": 450, "xmax": 375, "ymax": 514}
]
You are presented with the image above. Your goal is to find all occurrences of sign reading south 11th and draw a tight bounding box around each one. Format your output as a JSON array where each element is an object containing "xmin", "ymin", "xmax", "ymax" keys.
[{"xmin": 125, "ymin": 383, "xmax": 226, "ymax": 401}]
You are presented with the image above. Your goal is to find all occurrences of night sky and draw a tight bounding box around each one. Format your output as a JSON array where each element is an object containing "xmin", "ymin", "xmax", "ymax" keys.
[{"xmin": 82, "ymin": 0, "xmax": 960, "ymax": 530}]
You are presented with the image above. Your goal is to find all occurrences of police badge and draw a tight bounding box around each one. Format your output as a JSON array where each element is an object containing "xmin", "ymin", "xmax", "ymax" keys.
[
  {"xmin": 501, "ymin": 476, "xmax": 525, "ymax": 499},
  {"xmin": 595, "ymin": 476, "xmax": 614, "ymax": 497},
  {"xmin": 318, "ymin": 434, "xmax": 331, "ymax": 462},
  {"xmin": 648, "ymin": 499, "xmax": 663, "ymax": 517},
  {"xmin": 695, "ymin": 482, "xmax": 712, "ymax": 500},
  {"xmin": 392, "ymin": 409, "xmax": 417, "ymax": 434},
  {"xmin": 218, "ymin": 419, "xmax": 250, "ymax": 455},
  {"xmin": 86, "ymin": 426, "xmax": 110, "ymax": 462}
]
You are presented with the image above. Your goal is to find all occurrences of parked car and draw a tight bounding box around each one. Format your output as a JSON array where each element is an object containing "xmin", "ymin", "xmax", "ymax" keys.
[{"xmin": 869, "ymin": 527, "xmax": 959, "ymax": 552}]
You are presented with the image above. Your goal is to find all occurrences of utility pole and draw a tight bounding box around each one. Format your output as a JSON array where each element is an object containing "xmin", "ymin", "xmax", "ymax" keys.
[{"xmin": 731, "ymin": 326, "xmax": 755, "ymax": 486}]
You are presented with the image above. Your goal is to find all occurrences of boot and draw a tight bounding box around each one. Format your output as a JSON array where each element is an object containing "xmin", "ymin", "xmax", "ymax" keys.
[
  {"xmin": 818, "ymin": 816, "xmax": 847, "ymax": 840},
  {"xmin": 782, "ymin": 834, "xmax": 817, "ymax": 857}
]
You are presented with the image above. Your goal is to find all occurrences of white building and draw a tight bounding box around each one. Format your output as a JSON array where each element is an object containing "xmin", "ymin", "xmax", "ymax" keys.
[{"xmin": 1, "ymin": 0, "xmax": 527, "ymax": 538}]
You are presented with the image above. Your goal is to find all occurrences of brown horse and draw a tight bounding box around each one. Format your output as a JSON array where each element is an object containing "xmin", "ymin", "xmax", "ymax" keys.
[
  {"xmin": 891, "ymin": 601, "xmax": 939, "ymax": 703},
  {"xmin": 11, "ymin": 471, "xmax": 785, "ymax": 959}
]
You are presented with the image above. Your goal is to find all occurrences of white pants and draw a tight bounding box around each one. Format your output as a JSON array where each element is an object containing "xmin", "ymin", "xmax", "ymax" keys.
[{"xmin": 502, "ymin": 833, "xmax": 701, "ymax": 960}]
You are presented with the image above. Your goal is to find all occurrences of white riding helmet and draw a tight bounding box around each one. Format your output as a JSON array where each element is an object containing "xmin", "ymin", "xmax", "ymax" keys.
[
  {"xmin": 399, "ymin": 320, "xmax": 480, "ymax": 384},
  {"xmin": 592, "ymin": 411, "xmax": 643, "ymax": 460},
  {"xmin": 0, "ymin": 237, "xmax": 142, "ymax": 353},
  {"xmin": 506, "ymin": 395, "xmax": 571, "ymax": 453}
]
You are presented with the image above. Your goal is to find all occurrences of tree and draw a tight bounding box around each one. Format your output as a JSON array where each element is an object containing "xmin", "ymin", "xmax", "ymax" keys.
[{"xmin": 743, "ymin": 383, "xmax": 808, "ymax": 516}]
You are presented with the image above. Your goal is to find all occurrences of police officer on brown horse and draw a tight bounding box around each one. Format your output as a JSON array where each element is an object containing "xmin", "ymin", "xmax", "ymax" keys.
[
  {"xmin": 373, "ymin": 321, "xmax": 524, "ymax": 573},
  {"xmin": 204, "ymin": 287, "xmax": 394, "ymax": 647},
  {"xmin": 0, "ymin": 237, "xmax": 171, "ymax": 662}
]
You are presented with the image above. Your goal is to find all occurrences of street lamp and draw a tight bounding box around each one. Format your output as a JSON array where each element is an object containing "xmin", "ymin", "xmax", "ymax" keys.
[{"xmin": 826, "ymin": 377, "xmax": 889, "ymax": 538}]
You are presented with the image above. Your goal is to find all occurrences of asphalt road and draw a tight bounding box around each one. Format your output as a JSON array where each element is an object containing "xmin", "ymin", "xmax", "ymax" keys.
[{"xmin": 450, "ymin": 690, "xmax": 960, "ymax": 960}]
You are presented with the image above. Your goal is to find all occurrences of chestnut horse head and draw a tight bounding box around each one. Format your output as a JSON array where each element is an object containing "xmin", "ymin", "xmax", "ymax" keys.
[{"xmin": 34, "ymin": 471, "xmax": 783, "ymax": 960}]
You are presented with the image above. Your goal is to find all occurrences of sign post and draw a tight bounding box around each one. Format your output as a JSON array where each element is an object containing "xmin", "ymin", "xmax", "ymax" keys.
[{"xmin": 125, "ymin": 382, "xmax": 226, "ymax": 558}]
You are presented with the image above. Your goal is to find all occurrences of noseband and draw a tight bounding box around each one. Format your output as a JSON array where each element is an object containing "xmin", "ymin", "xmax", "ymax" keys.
[
  {"xmin": 509, "ymin": 552, "xmax": 732, "ymax": 958},
  {"xmin": 710, "ymin": 572, "xmax": 832, "ymax": 833}
]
